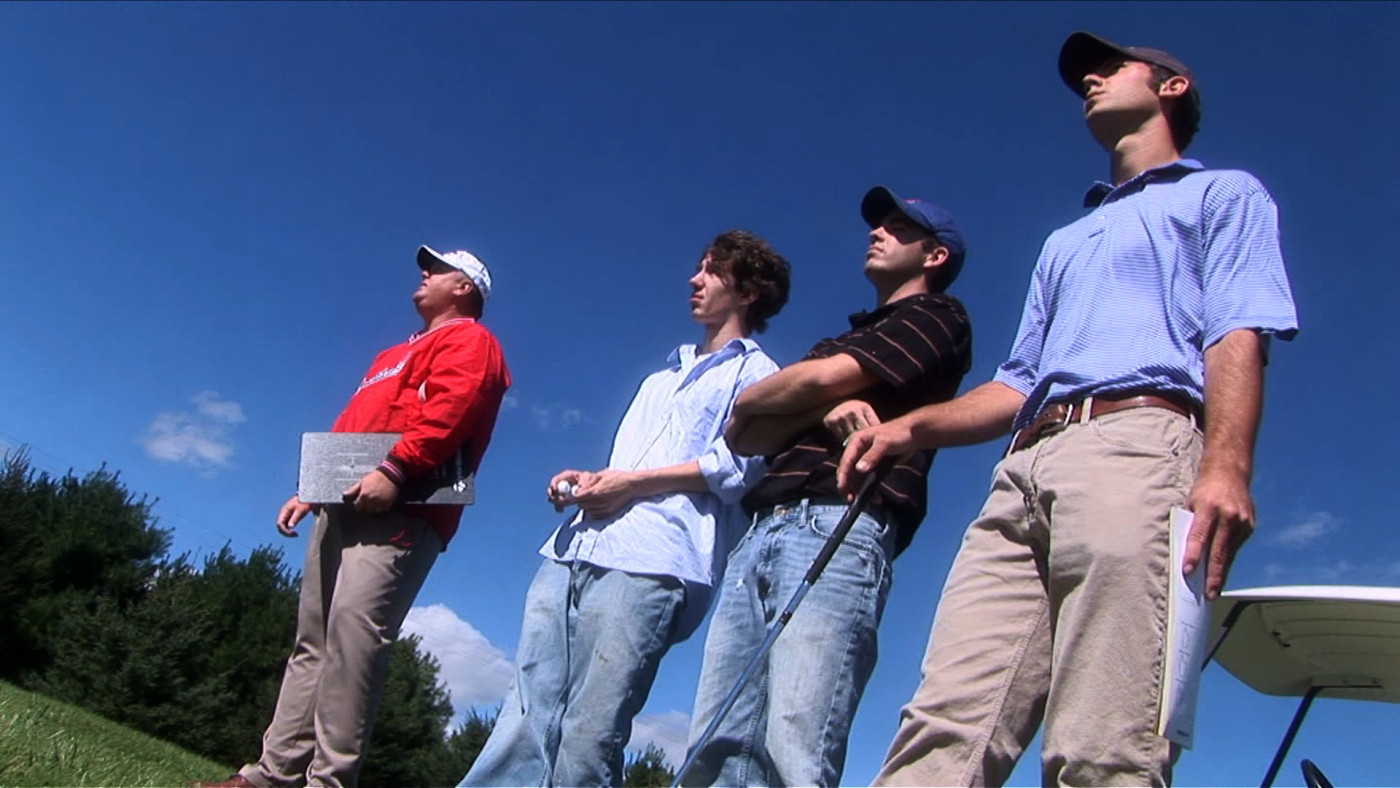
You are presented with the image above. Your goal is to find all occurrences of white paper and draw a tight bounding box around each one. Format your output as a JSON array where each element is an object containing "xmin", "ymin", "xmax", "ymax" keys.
[{"xmin": 1157, "ymin": 507, "xmax": 1210, "ymax": 748}]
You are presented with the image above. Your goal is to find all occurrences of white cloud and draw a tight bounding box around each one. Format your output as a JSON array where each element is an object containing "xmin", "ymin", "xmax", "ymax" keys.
[
  {"xmin": 140, "ymin": 390, "xmax": 246, "ymax": 472},
  {"xmin": 501, "ymin": 394, "xmax": 519, "ymax": 410},
  {"xmin": 402, "ymin": 604, "xmax": 515, "ymax": 709},
  {"xmin": 628, "ymin": 709, "xmax": 690, "ymax": 770},
  {"xmin": 531, "ymin": 404, "xmax": 584, "ymax": 432},
  {"xmin": 1271, "ymin": 511, "xmax": 1340, "ymax": 548},
  {"xmin": 1317, "ymin": 559, "xmax": 1357, "ymax": 582},
  {"xmin": 400, "ymin": 603, "xmax": 691, "ymax": 769},
  {"xmin": 1262, "ymin": 563, "xmax": 1286, "ymax": 580}
]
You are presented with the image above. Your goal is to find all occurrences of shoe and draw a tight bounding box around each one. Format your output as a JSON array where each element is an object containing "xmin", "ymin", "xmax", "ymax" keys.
[{"xmin": 187, "ymin": 775, "xmax": 256, "ymax": 788}]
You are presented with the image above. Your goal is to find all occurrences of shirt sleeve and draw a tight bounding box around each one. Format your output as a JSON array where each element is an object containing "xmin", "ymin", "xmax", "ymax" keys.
[
  {"xmin": 388, "ymin": 325, "xmax": 511, "ymax": 477},
  {"xmin": 834, "ymin": 297, "xmax": 971, "ymax": 389},
  {"xmin": 1199, "ymin": 173, "xmax": 1300, "ymax": 349},
  {"xmin": 994, "ymin": 257, "xmax": 1049, "ymax": 396},
  {"xmin": 696, "ymin": 351, "xmax": 778, "ymax": 504}
]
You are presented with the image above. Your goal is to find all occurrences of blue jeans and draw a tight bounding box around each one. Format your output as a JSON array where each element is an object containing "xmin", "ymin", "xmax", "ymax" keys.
[
  {"xmin": 460, "ymin": 559, "xmax": 686, "ymax": 787},
  {"xmin": 683, "ymin": 501, "xmax": 896, "ymax": 787}
]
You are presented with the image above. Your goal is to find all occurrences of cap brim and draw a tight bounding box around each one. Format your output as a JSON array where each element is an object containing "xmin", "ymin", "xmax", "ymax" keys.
[
  {"xmin": 862, "ymin": 186, "xmax": 943, "ymax": 239},
  {"xmin": 1058, "ymin": 31, "xmax": 1130, "ymax": 97},
  {"xmin": 860, "ymin": 187, "xmax": 902, "ymax": 229},
  {"xmin": 416, "ymin": 245, "xmax": 443, "ymax": 270}
]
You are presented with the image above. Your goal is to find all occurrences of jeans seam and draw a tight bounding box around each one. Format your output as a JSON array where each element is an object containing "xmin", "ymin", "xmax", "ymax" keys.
[
  {"xmin": 822, "ymin": 523, "xmax": 882, "ymax": 786},
  {"xmin": 732, "ymin": 520, "xmax": 779, "ymax": 786},
  {"xmin": 736, "ymin": 667, "xmax": 769, "ymax": 785}
]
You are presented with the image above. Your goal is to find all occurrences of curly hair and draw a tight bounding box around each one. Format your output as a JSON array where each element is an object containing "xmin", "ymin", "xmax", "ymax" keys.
[{"xmin": 702, "ymin": 229, "xmax": 792, "ymax": 334}]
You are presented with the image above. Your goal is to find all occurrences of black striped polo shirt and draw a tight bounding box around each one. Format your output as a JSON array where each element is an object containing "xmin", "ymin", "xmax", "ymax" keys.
[{"xmin": 741, "ymin": 292, "xmax": 972, "ymax": 557}]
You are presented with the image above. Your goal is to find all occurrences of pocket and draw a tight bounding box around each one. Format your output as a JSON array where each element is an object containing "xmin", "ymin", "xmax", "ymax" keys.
[
  {"xmin": 804, "ymin": 511, "xmax": 887, "ymax": 594},
  {"xmin": 1087, "ymin": 408, "xmax": 1190, "ymax": 458},
  {"xmin": 806, "ymin": 509, "xmax": 886, "ymax": 559}
]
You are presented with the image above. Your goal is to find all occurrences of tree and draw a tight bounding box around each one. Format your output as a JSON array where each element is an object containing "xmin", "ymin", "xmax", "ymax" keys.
[
  {"xmin": 31, "ymin": 545, "xmax": 301, "ymax": 768},
  {"xmin": 0, "ymin": 446, "xmax": 490, "ymax": 784},
  {"xmin": 0, "ymin": 449, "xmax": 169, "ymax": 684},
  {"xmin": 358, "ymin": 635, "xmax": 456, "ymax": 788},
  {"xmin": 624, "ymin": 742, "xmax": 677, "ymax": 787},
  {"xmin": 440, "ymin": 707, "xmax": 499, "ymax": 784}
]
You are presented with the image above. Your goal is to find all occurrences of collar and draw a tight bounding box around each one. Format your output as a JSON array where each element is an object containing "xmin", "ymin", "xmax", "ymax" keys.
[
  {"xmin": 847, "ymin": 292, "xmax": 943, "ymax": 329},
  {"xmin": 666, "ymin": 336, "xmax": 759, "ymax": 368},
  {"xmin": 1083, "ymin": 158, "xmax": 1204, "ymax": 208},
  {"xmin": 409, "ymin": 317, "xmax": 477, "ymax": 343}
]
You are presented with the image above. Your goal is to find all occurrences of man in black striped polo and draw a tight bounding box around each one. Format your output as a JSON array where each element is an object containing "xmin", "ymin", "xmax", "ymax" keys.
[{"xmin": 680, "ymin": 186, "xmax": 973, "ymax": 787}]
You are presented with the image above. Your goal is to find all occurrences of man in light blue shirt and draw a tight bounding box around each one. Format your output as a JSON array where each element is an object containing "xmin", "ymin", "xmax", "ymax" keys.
[
  {"xmin": 461, "ymin": 230, "xmax": 791, "ymax": 787},
  {"xmin": 839, "ymin": 32, "xmax": 1298, "ymax": 785}
]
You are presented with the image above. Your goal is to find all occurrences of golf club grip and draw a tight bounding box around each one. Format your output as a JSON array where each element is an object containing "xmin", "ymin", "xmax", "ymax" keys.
[{"xmin": 800, "ymin": 458, "xmax": 895, "ymax": 586}]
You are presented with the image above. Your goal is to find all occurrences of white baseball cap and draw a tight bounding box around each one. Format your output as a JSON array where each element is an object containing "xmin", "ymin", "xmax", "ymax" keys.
[{"xmin": 417, "ymin": 245, "xmax": 492, "ymax": 303}]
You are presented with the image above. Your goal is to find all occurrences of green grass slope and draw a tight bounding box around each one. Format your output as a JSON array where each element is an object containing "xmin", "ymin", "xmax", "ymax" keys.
[{"xmin": 0, "ymin": 680, "xmax": 231, "ymax": 788}]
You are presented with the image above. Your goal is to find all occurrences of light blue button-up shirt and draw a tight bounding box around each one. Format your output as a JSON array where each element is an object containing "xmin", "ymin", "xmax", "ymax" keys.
[
  {"xmin": 994, "ymin": 159, "xmax": 1299, "ymax": 430},
  {"xmin": 540, "ymin": 337, "xmax": 777, "ymax": 639}
]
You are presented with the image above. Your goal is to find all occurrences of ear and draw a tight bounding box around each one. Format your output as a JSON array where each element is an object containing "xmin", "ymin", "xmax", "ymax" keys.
[
  {"xmin": 922, "ymin": 243, "xmax": 950, "ymax": 272},
  {"xmin": 1158, "ymin": 74, "xmax": 1190, "ymax": 99}
]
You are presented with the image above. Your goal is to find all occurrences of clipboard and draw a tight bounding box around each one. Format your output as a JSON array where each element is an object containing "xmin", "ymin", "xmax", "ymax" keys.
[{"xmin": 296, "ymin": 432, "xmax": 475, "ymax": 505}]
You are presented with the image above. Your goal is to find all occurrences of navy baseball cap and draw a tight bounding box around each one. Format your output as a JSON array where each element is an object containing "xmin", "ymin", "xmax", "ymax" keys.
[
  {"xmin": 1058, "ymin": 31, "xmax": 1201, "ymax": 117},
  {"xmin": 861, "ymin": 186, "xmax": 966, "ymax": 285}
]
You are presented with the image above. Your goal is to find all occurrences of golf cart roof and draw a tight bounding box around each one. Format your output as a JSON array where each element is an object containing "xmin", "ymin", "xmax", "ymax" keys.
[{"xmin": 1210, "ymin": 585, "xmax": 1400, "ymax": 704}]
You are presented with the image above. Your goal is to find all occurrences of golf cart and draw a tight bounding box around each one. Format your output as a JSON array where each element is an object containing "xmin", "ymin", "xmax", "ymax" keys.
[{"xmin": 1207, "ymin": 585, "xmax": 1400, "ymax": 787}]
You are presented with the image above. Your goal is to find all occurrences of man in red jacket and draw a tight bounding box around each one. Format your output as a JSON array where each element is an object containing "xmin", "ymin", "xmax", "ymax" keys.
[{"xmin": 196, "ymin": 245, "xmax": 511, "ymax": 788}]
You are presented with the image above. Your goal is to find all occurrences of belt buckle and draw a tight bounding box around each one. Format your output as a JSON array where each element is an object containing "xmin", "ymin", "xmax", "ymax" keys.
[{"xmin": 1036, "ymin": 402, "xmax": 1071, "ymax": 433}]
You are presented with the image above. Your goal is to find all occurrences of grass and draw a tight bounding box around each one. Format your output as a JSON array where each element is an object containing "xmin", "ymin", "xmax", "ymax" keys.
[{"xmin": 0, "ymin": 680, "xmax": 231, "ymax": 787}]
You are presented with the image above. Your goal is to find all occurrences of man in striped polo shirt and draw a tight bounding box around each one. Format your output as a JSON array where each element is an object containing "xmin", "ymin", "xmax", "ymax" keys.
[
  {"xmin": 839, "ymin": 32, "xmax": 1299, "ymax": 785},
  {"xmin": 681, "ymin": 187, "xmax": 973, "ymax": 786}
]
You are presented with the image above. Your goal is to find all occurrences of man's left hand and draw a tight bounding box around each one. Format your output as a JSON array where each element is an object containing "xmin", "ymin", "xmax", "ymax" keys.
[
  {"xmin": 1183, "ymin": 465, "xmax": 1255, "ymax": 600},
  {"xmin": 343, "ymin": 469, "xmax": 400, "ymax": 514},
  {"xmin": 823, "ymin": 399, "xmax": 879, "ymax": 445}
]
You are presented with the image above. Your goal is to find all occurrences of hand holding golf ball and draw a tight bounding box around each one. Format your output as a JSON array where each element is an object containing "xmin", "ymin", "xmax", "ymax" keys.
[{"xmin": 554, "ymin": 480, "xmax": 577, "ymax": 499}]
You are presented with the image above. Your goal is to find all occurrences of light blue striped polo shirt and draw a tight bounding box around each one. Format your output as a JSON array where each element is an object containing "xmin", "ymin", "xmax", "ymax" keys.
[{"xmin": 994, "ymin": 159, "xmax": 1299, "ymax": 430}]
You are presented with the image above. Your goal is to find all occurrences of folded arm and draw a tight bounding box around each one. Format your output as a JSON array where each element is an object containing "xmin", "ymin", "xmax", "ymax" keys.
[{"xmin": 725, "ymin": 353, "xmax": 882, "ymax": 455}]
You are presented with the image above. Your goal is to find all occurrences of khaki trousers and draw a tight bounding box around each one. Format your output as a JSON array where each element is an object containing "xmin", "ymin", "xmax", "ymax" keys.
[
  {"xmin": 875, "ymin": 407, "xmax": 1201, "ymax": 787},
  {"xmin": 240, "ymin": 506, "xmax": 441, "ymax": 788}
]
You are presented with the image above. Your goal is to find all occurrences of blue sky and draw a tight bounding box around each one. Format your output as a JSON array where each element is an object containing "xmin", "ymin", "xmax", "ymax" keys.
[{"xmin": 2, "ymin": 2, "xmax": 1396, "ymax": 785}]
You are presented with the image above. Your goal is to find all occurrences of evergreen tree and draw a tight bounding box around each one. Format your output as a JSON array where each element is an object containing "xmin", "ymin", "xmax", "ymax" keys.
[
  {"xmin": 0, "ymin": 447, "xmax": 487, "ymax": 784},
  {"xmin": 32, "ymin": 545, "xmax": 301, "ymax": 767},
  {"xmin": 358, "ymin": 635, "xmax": 456, "ymax": 788},
  {"xmin": 0, "ymin": 449, "xmax": 169, "ymax": 684},
  {"xmin": 623, "ymin": 742, "xmax": 677, "ymax": 788},
  {"xmin": 439, "ymin": 707, "xmax": 499, "ymax": 784}
]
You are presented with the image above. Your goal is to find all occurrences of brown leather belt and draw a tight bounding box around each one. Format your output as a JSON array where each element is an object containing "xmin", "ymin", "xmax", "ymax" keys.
[{"xmin": 1009, "ymin": 392, "xmax": 1202, "ymax": 455}]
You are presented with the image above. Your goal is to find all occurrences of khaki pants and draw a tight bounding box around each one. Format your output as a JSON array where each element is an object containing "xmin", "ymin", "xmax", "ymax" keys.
[
  {"xmin": 875, "ymin": 407, "xmax": 1201, "ymax": 787},
  {"xmin": 240, "ymin": 506, "xmax": 441, "ymax": 788}
]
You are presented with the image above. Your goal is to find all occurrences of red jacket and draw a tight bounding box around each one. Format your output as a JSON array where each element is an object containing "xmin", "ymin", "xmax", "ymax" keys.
[{"xmin": 331, "ymin": 317, "xmax": 510, "ymax": 547}]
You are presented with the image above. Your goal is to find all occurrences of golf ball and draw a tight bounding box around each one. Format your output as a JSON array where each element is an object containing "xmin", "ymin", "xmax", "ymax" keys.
[{"xmin": 555, "ymin": 481, "xmax": 576, "ymax": 498}]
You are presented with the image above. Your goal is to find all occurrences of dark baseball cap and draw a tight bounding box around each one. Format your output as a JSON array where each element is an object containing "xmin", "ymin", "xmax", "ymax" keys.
[
  {"xmin": 860, "ymin": 186, "xmax": 966, "ymax": 285},
  {"xmin": 1058, "ymin": 31, "xmax": 1201, "ymax": 112}
]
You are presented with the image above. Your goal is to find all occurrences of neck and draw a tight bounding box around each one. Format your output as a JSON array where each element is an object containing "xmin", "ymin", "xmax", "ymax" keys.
[
  {"xmin": 1098, "ymin": 115, "xmax": 1182, "ymax": 185},
  {"xmin": 875, "ymin": 275, "xmax": 931, "ymax": 309},
  {"xmin": 421, "ymin": 307, "xmax": 471, "ymax": 332},
  {"xmin": 698, "ymin": 314, "xmax": 749, "ymax": 355}
]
